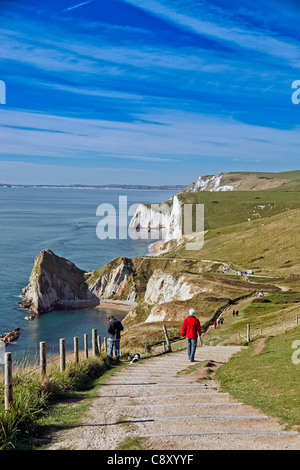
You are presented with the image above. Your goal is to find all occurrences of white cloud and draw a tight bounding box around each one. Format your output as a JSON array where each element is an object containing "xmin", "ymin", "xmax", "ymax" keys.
[
  {"xmin": 62, "ymin": 1, "xmax": 94, "ymax": 13},
  {"xmin": 123, "ymin": 0, "xmax": 300, "ymax": 67},
  {"xmin": 1, "ymin": 108, "xmax": 300, "ymax": 165}
]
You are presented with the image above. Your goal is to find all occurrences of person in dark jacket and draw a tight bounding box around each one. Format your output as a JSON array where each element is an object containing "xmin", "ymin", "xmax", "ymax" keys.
[
  {"xmin": 107, "ymin": 315, "xmax": 124, "ymax": 362},
  {"xmin": 180, "ymin": 309, "xmax": 202, "ymax": 362}
]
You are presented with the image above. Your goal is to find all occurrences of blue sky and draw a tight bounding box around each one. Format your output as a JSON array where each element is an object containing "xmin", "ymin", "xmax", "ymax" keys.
[{"xmin": 0, "ymin": 0, "xmax": 300, "ymax": 185}]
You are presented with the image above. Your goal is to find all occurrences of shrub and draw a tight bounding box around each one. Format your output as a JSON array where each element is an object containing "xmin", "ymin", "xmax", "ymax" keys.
[{"xmin": 0, "ymin": 356, "xmax": 111, "ymax": 449}]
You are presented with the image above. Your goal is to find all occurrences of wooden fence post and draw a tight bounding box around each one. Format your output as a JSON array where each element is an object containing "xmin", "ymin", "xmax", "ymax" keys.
[
  {"xmin": 97, "ymin": 336, "xmax": 101, "ymax": 357},
  {"xmin": 84, "ymin": 334, "xmax": 88, "ymax": 359},
  {"xmin": 4, "ymin": 352, "xmax": 13, "ymax": 411},
  {"xmin": 92, "ymin": 329, "xmax": 99, "ymax": 357},
  {"xmin": 74, "ymin": 337, "xmax": 79, "ymax": 363},
  {"xmin": 297, "ymin": 314, "xmax": 299, "ymax": 326},
  {"xmin": 163, "ymin": 325, "xmax": 172, "ymax": 352},
  {"xmin": 247, "ymin": 324, "xmax": 251, "ymax": 343},
  {"xmin": 60, "ymin": 338, "xmax": 66, "ymax": 372},
  {"xmin": 104, "ymin": 337, "xmax": 108, "ymax": 353},
  {"xmin": 40, "ymin": 341, "xmax": 46, "ymax": 380}
]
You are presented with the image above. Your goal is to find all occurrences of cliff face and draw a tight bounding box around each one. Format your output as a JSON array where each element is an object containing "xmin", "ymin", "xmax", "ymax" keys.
[
  {"xmin": 21, "ymin": 251, "xmax": 139, "ymax": 314},
  {"xmin": 21, "ymin": 249, "xmax": 99, "ymax": 314},
  {"xmin": 144, "ymin": 269, "xmax": 196, "ymax": 306},
  {"xmin": 88, "ymin": 257, "xmax": 137, "ymax": 302},
  {"xmin": 143, "ymin": 269, "xmax": 197, "ymax": 323},
  {"xmin": 129, "ymin": 203, "xmax": 171, "ymax": 234},
  {"xmin": 21, "ymin": 249, "xmax": 256, "ymax": 339},
  {"xmin": 21, "ymin": 250, "xmax": 205, "ymax": 317},
  {"xmin": 129, "ymin": 195, "xmax": 183, "ymax": 246},
  {"xmin": 165, "ymin": 195, "xmax": 182, "ymax": 241}
]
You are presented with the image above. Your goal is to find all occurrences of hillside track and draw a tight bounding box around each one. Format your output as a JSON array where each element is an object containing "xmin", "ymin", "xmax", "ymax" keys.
[{"xmin": 49, "ymin": 346, "xmax": 299, "ymax": 451}]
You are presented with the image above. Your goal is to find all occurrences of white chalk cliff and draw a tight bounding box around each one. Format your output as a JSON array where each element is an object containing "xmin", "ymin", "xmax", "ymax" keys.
[
  {"xmin": 129, "ymin": 195, "xmax": 183, "ymax": 245},
  {"xmin": 144, "ymin": 269, "xmax": 195, "ymax": 306},
  {"xmin": 88, "ymin": 257, "xmax": 137, "ymax": 302},
  {"xmin": 190, "ymin": 173, "xmax": 234, "ymax": 192},
  {"xmin": 143, "ymin": 269, "xmax": 198, "ymax": 323}
]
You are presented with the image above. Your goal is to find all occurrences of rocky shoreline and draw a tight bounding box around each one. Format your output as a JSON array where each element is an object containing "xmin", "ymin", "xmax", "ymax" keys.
[{"xmin": 1, "ymin": 327, "xmax": 20, "ymax": 344}]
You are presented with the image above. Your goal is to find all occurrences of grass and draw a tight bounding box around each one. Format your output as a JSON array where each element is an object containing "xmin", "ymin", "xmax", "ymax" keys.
[
  {"xmin": 158, "ymin": 191, "xmax": 300, "ymax": 276},
  {"xmin": 198, "ymin": 287, "xmax": 300, "ymax": 429},
  {"xmin": 178, "ymin": 190, "xmax": 300, "ymax": 234},
  {"xmin": 177, "ymin": 361, "xmax": 206, "ymax": 375},
  {"xmin": 0, "ymin": 355, "xmax": 128, "ymax": 450},
  {"xmin": 203, "ymin": 290, "xmax": 300, "ymax": 347},
  {"xmin": 171, "ymin": 207, "xmax": 300, "ymax": 276},
  {"xmin": 115, "ymin": 436, "xmax": 148, "ymax": 450},
  {"xmin": 215, "ymin": 327, "xmax": 300, "ymax": 429}
]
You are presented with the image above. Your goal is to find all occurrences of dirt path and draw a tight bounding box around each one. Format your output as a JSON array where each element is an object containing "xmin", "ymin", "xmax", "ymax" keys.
[
  {"xmin": 48, "ymin": 346, "xmax": 299, "ymax": 450},
  {"xmin": 206, "ymin": 294, "xmax": 254, "ymax": 336},
  {"xmin": 222, "ymin": 295, "xmax": 255, "ymax": 318}
]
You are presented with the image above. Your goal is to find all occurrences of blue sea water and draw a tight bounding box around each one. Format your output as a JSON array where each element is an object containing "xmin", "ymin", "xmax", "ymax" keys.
[{"xmin": 0, "ymin": 188, "xmax": 174, "ymax": 361}]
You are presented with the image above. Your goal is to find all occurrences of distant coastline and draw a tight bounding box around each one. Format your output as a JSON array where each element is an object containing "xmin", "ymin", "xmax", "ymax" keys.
[{"xmin": 0, "ymin": 184, "xmax": 185, "ymax": 191}]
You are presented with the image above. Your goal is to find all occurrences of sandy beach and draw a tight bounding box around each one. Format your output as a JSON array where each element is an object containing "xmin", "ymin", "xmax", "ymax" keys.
[
  {"xmin": 148, "ymin": 240, "xmax": 165, "ymax": 256},
  {"xmin": 95, "ymin": 300, "xmax": 136, "ymax": 312}
]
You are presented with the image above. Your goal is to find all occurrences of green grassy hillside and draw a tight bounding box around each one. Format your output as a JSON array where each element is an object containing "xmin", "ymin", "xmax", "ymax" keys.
[
  {"xmin": 178, "ymin": 190, "xmax": 300, "ymax": 234},
  {"xmin": 165, "ymin": 192, "xmax": 300, "ymax": 276}
]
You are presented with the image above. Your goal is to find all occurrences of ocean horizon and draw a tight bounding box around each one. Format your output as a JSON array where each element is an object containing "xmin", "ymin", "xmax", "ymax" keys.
[{"xmin": 0, "ymin": 187, "xmax": 175, "ymax": 361}]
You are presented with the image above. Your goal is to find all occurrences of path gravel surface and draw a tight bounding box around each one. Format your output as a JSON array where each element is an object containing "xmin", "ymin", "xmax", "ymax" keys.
[{"xmin": 48, "ymin": 346, "xmax": 299, "ymax": 450}]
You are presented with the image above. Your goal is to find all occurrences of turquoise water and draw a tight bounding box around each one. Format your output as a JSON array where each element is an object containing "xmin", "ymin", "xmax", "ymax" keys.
[{"xmin": 0, "ymin": 188, "xmax": 174, "ymax": 361}]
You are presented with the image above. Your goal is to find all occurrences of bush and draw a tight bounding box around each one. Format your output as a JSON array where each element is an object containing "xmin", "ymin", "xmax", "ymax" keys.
[{"xmin": 0, "ymin": 356, "xmax": 111, "ymax": 449}]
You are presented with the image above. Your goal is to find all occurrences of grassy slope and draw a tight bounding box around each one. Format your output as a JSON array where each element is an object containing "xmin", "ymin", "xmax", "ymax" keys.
[
  {"xmin": 194, "ymin": 209, "xmax": 300, "ymax": 275},
  {"xmin": 205, "ymin": 290, "xmax": 300, "ymax": 344},
  {"xmin": 201, "ymin": 170, "xmax": 300, "ymax": 191},
  {"xmin": 166, "ymin": 192, "xmax": 300, "ymax": 275},
  {"xmin": 178, "ymin": 190, "xmax": 300, "ymax": 233},
  {"xmin": 216, "ymin": 328, "xmax": 300, "ymax": 429},
  {"xmin": 201, "ymin": 289, "xmax": 300, "ymax": 429}
]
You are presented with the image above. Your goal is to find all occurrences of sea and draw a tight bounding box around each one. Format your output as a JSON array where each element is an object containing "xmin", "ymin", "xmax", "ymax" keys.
[{"xmin": 0, "ymin": 187, "xmax": 175, "ymax": 362}]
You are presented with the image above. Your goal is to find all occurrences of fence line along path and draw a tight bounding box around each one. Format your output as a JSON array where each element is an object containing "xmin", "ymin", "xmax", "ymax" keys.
[{"xmin": 48, "ymin": 345, "xmax": 300, "ymax": 451}]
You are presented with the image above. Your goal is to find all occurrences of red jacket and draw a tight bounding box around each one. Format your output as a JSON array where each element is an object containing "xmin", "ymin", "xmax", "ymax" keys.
[{"xmin": 181, "ymin": 316, "xmax": 202, "ymax": 339}]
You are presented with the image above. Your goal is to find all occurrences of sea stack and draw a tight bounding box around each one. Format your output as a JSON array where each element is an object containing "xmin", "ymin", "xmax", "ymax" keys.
[{"xmin": 21, "ymin": 249, "xmax": 99, "ymax": 314}]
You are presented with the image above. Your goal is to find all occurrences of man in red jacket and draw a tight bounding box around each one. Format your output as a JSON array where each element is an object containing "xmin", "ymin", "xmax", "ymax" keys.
[{"xmin": 181, "ymin": 308, "xmax": 202, "ymax": 362}]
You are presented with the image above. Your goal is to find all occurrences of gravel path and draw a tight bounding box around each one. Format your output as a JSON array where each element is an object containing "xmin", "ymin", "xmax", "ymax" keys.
[{"xmin": 48, "ymin": 346, "xmax": 300, "ymax": 450}]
